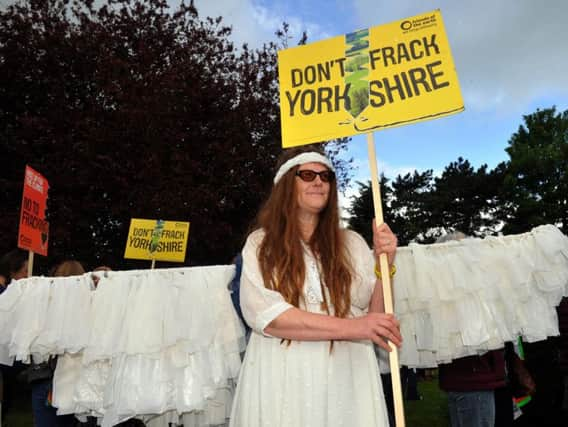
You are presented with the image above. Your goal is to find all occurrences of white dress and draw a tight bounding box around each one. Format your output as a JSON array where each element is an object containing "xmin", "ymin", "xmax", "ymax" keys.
[{"xmin": 229, "ymin": 229, "xmax": 389, "ymax": 427}]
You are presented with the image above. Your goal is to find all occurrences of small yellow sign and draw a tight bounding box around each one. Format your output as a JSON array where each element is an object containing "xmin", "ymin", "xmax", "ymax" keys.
[
  {"xmin": 277, "ymin": 10, "xmax": 464, "ymax": 147},
  {"xmin": 124, "ymin": 218, "xmax": 190, "ymax": 262}
]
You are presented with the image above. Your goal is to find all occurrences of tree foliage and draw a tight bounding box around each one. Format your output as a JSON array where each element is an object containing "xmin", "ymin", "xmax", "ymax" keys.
[
  {"xmin": 499, "ymin": 107, "xmax": 568, "ymax": 234},
  {"xmin": 0, "ymin": 0, "xmax": 350, "ymax": 270},
  {"xmin": 431, "ymin": 158, "xmax": 502, "ymax": 238},
  {"xmin": 346, "ymin": 176, "xmax": 393, "ymax": 247},
  {"xmin": 347, "ymin": 162, "xmax": 501, "ymax": 245},
  {"xmin": 348, "ymin": 107, "xmax": 567, "ymax": 244},
  {"xmin": 389, "ymin": 170, "xmax": 435, "ymax": 244}
]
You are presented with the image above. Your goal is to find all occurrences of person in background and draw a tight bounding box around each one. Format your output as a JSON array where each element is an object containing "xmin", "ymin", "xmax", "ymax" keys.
[
  {"xmin": 558, "ymin": 297, "xmax": 568, "ymax": 420},
  {"xmin": 436, "ymin": 232, "xmax": 508, "ymax": 427},
  {"xmin": 0, "ymin": 249, "xmax": 29, "ymax": 423},
  {"xmin": 51, "ymin": 260, "xmax": 85, "ymax": 277},
  {"xmin": 0, "ymin": 248, "xmax": 29, "ymax": 290},
  {"xmin": 91, "ymin": 265, "xmax": 112, "ymax": 288},
  {"xmin": 29, "ymin": 260, "xmax": 84, "ymax": 427},
  {"xmin": 503, "ymin": 339, "xmax": 535, "ymax": 426},
  {"xmin": 511, "ymin": 336, "xmax": 564, "ymax": 427}
]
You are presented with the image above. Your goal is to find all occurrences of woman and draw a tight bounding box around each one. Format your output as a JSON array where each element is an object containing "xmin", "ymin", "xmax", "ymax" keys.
[{"xmin": 229, "ymin": 146, "xmax": 402, "ymax": 427}]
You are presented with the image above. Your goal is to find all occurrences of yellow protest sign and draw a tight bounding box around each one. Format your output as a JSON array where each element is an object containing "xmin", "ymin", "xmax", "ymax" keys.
[
  {"xmin": 277, "ymin": 10, "xmax": 464, "ymax": 147},
  {"xmin": 124, "ymin": 218, "xmax": 190, "ymax": 262}
]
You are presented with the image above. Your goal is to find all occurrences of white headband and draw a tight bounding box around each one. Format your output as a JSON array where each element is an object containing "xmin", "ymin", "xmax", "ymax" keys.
[{"xmin": 273, "ymin": 152, "xmax": 335, "ymax": 184}]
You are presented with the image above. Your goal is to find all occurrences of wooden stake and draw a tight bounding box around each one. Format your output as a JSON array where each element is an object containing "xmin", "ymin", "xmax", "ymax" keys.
[
  {"xmin": 367, "ymin": 132, "xmax": 406, "ymax": 427},
  {"xmin": 27, "ymin": 251, "xmax": 34, "ymax": 278}
]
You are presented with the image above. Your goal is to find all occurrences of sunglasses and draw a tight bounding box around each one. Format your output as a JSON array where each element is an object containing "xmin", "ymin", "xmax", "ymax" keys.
[{"xmin": 295, "ymin": 169, "xmax": 335, "ymax": 183}]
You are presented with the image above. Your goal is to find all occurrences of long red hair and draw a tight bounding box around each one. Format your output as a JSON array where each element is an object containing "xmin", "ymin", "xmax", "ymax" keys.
[{"xmin": 255, "ymin": 145, "xmax": 353, "ymax": 318}]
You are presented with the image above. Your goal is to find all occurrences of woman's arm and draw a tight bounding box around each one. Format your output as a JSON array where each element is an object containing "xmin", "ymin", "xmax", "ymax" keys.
[
  {"xmin": 240, "ymin": 229, "xmax": 401, "ymax": 351},
  {"xmin": 369, "ymin": 278, "xmax": 385, "ymax": 313},
  {"xmin": 265, "ymin": 306, "xmax": 401, "ymax": 351}
]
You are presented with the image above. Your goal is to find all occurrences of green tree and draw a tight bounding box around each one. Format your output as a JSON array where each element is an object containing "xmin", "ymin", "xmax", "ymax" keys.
[
  {"xmin": 430, "ymin": 158, "xmax": 502, "ymax": 239},
  {"xmin": 0, "ymin": 0, "xmax": 351, "ymax": 270},
  {"xmin": 348, "ymin": 162, "xmax": 503, "ymax": 245},
  {"xmin": 347, "ymin": 176, "xmax": 394, "ymax": 247},
  {"xmin": 499, "ymin": 107, "xmax": 568, "ymax": 234},
  {"xmin": 347, "ymin": 107, "xmax": 568, "ymax": 243},
  {"xmin": 390, "ymin": 170, "xmax": 435, "ymax": 244},
  {"xmin": 347, "ymin": 170, "xmax": 435, "ymax": 246}
]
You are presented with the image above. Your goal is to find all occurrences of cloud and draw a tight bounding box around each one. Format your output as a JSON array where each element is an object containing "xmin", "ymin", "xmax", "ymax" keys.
[
  {"xmin": 193, "ymin": 0, "xmax": 568, "ymax": 119},
  {"xmin": 348, "ymin": 154, "xmax": 424, "ymax": 183},
  {"xmin": 338, "ymin": 156, "xmax": 426, "ymax": 216},
  {"xmin": 192, "ymin": 0, "xmax": 332, "ymax": 48},
  {"xmin": 351, "ymin": 0, "xmax": 568, "ymax": 115}
]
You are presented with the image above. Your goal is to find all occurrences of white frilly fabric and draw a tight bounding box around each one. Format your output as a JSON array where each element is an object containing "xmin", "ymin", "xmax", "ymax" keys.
[
  {"xmin": 392, "ymin": 224, "xmax": 568, "ymax": 368},
  {"xmin": 1, "ymin": 225, "xmax": 567, "ymax": 424},
  {"xmin": 0, "ymin": 266, "xmax": 246, "ymax": 427}
]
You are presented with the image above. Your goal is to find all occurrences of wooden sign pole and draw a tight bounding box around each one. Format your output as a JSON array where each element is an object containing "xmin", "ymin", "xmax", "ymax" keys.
[
  {"xmin": 367, "ymin": 132, "xmax": 405, "ymax": 427},
  {"xmin": 27, "ymin": 251, "xmax": 34, "ymax": 278}
]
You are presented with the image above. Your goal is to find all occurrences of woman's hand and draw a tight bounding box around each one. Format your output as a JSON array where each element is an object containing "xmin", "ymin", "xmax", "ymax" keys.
[
  {"xmin": 372, "ymin": 221, "xmax": 397, "ymax": 266},
  {"xmin": 351, "ymin": 312, "xmax": 402, "ymax": 351}
]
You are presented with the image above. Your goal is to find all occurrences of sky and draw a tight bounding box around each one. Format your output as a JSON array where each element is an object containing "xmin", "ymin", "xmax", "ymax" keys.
[
  {"xmin": 2, "ymin": 0, "xmax": 567, "ymax": 207},
  {"xmin": 194, "ymin": 0, "xmax": 568, "ymax": 208}
]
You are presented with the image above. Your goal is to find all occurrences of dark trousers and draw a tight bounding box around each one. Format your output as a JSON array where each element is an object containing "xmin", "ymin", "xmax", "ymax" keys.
[{"xmin": 30, "ymin": 379, "xmax": 76, "ymax": 427}]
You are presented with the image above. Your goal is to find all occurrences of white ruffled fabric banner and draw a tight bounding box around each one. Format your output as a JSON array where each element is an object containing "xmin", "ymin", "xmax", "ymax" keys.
[
  {"xmin": 1, "ymin": 225, "xmax": 567, "ymax": 422},
  {"xmin": 0, "ymin": 265, "xmax": 245, "ymax": 427},
  {"xmin": 392, "ymin": 224, "xmax": 568, "ymax": 368}
]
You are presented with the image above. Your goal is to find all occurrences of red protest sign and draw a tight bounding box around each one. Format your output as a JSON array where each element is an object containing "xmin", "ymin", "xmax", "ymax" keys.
[{"xmin": 18, "ymin": 166, "xmax": 49, "ymax": 256}]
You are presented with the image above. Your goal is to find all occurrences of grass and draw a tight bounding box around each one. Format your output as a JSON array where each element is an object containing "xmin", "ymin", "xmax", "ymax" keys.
[
  {"xmin": 406, "ymin": 375, "xmax": 450, "ymax": 427},
  {"xmin": 2, "ymin": 372, "xmax": 450, "ymax": 427},
  {"xmin": 3, "ymin": 379, "xmax": 33, "ymax": 426}
]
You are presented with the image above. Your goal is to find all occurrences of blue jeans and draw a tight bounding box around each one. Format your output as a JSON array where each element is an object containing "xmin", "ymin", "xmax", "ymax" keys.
[
  {"xmin": 31, "ymin": 379, "xmax": 75, "ymax": 427},
  {"xmin": 448, "ymin": 390, "xmax": 495, "ymax": 427}
]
